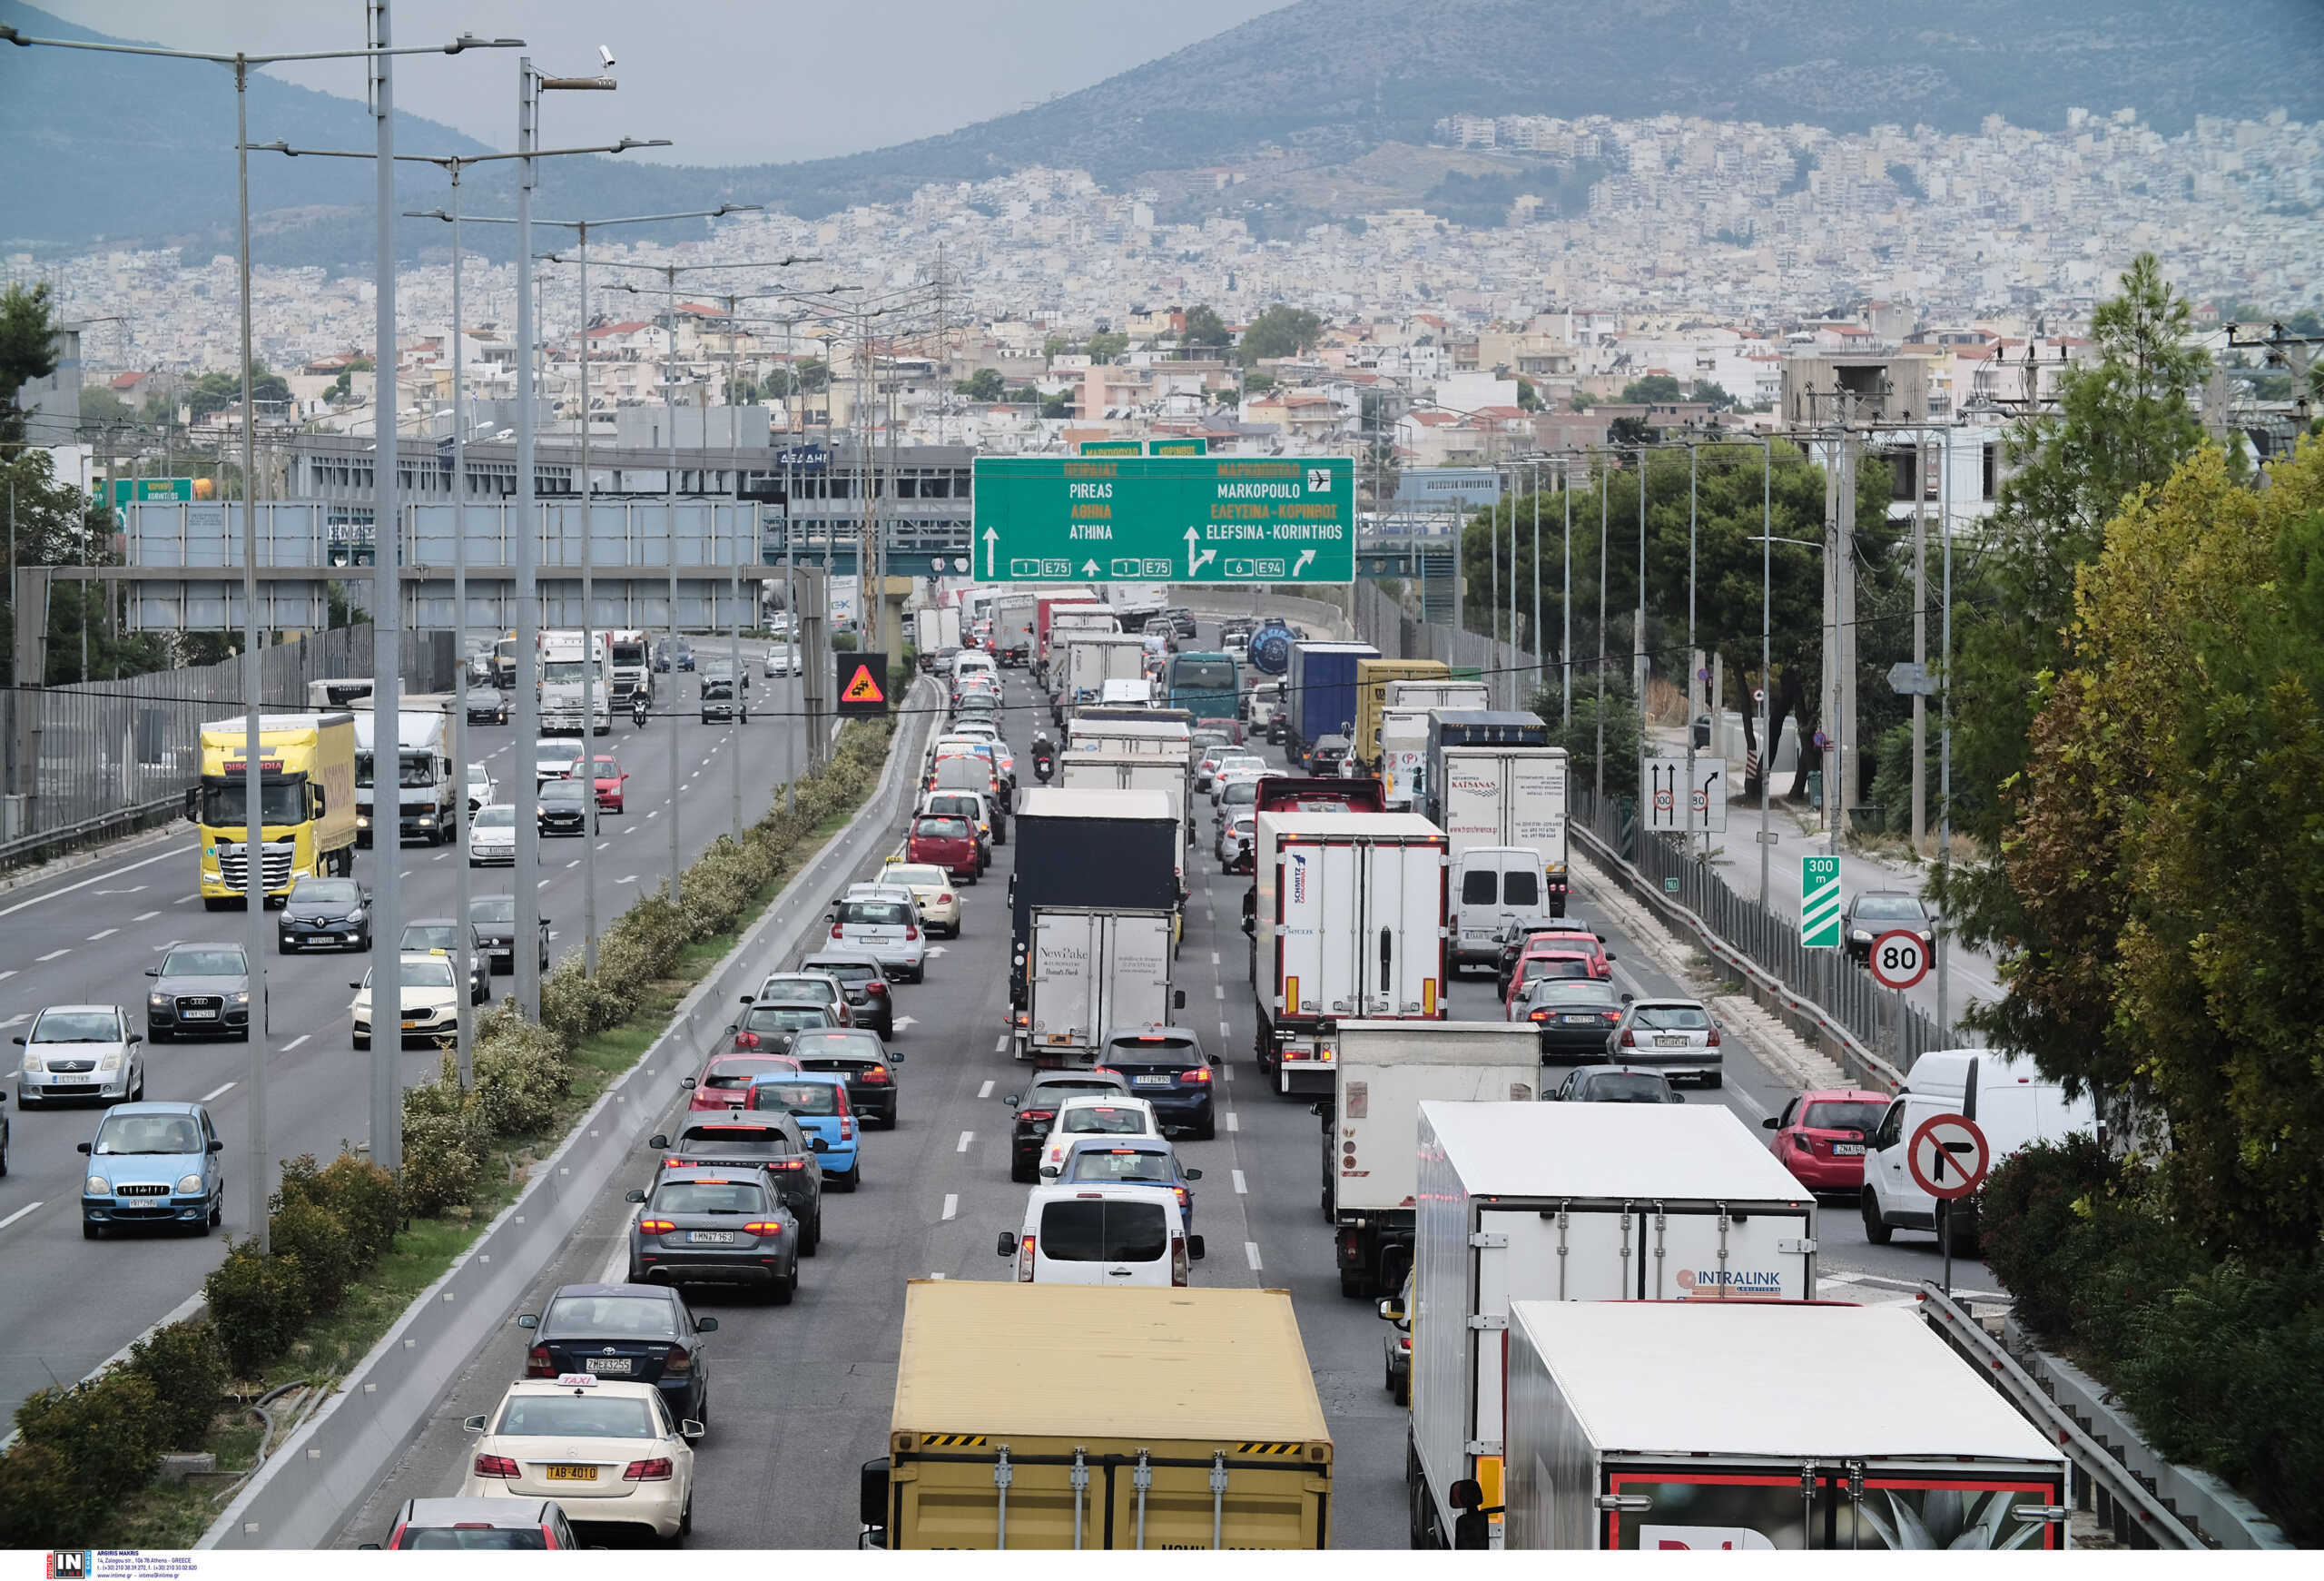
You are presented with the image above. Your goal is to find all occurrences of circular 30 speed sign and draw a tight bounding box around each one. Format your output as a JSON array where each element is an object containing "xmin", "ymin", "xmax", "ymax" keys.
[{"xmin": 1869, "ymin": 929, "xmax": 1931, "ymax": 990}]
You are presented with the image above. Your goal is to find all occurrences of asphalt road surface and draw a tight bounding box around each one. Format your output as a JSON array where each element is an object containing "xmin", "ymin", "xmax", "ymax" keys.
[
  {"xmin": 0, "ymin": 650, "xmax": 811, "ymax": 1421},
  {"xmin": 342, "ymin": 658, "xmax": 1986, "ymax": 1549}
]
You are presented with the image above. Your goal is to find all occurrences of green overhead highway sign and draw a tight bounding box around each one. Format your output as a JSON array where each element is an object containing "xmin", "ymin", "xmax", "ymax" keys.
[
  {"xmin": 1077, "ymin": 438, "xmax": 1209, "ymax": 457},
  {"xmin": 1078, "ymin": 440, "xmax": 1143, "ymax": 457},
  {"xmin": 973, "ymin": 455, "xmax": 1354, "ymax": 584}
]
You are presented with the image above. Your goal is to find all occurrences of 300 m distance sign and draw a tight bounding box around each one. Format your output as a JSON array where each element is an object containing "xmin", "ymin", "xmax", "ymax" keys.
[{"xmin": 1868, "ymin": 929, "xmax": 1931, "ymax": 990}]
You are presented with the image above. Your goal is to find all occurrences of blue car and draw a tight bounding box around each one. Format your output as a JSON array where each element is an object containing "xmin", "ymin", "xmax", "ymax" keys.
[
  {"xmin": 747, "ymin": 1071, "xmax": 861, "ymax": 1191},
  {"xmin": 78, "ymin": 1101, "xmax": 225, "ymax": 1239}
]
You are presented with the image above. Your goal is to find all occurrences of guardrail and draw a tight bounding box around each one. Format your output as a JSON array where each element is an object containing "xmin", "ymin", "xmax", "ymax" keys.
[{"xmin": 200, "ymin": 683, "xmax": 935, "ymax": 1549}]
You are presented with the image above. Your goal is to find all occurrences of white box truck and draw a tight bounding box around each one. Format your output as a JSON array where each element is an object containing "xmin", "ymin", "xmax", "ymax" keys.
[
  {"xmin": 1378, "ymin": 708, "xmax": 1433, "ymax": 810},
  {"xmin": 992, "ymin": 593, "xmax": 1038, "ymax": 666},
  {"xmin": 912, "ymin": 605, "xmax": 962, "ymax": 657},
  {"xmin": 1435, "ymin": 745, "xmax": 1571, "ymax": 917},
  {"xmin": 1317, "ymin": 1021, "xmax": 1540, "ymax": 1298},
  {"xmin": 537, "ymin": 629, "xmax": 610, "ymax": 736},
  {"xmin": 351, "ymin": 704, "xmax": 457, "ymax": 847},
  {"xmin": 1019, "ymin": 906, "xmax": 1183, "ymax": 1062},
  {"xmin": 1057, "ymin": 631, "xmax": 1150, "ymax": 719},
  {"xmin": 1402, "ymin": 1101, "xmax": 1818, "ymax": 1549},
  {"xmin": 1252, "ymin": 812, "xmax": 1447, "ymax": 1096},
  {"xmin": 1502, "ymin": 1301, "xmax": 2071, "ymax": 1551},
  {"xmin": 1064, "ymin": 716, "xmax": 1191, "ymax": 758}
]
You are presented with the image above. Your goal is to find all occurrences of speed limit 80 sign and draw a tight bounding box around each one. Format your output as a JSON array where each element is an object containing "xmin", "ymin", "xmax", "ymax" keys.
[{"xmin": 1869, "ymin": 929, "xmax": 1931, "ymax": 990}]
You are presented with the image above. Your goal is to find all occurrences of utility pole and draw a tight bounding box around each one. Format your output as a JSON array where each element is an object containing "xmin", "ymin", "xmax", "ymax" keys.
[
  {"xmin": 367, "ymin": 0, "xmax": 402, "ymax": 1171},
  {"xmin": 1912, "ymin": 428, "xmax": 1928, "ymax": 851},
  {"xmin": 576, "ymin": 222, "xmax": 598, "ymax": 975},
  {"xmin": 448, "ymin": 160, "xmax": 475, "ymax": 1087},
  {"xmin": 513, "ymin": 58, "xmax": 545, "ymax": 1018}
]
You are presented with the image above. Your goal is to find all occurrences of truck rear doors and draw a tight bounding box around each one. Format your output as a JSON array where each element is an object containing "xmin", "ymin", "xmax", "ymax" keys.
[
  {"xmin": 1029, "ymin": 910, "xmax": 1172, "ymax": 1055},
  {"xmin": 1276, "ymin": 835, "xmax": 1443, "ymax": 1021}
]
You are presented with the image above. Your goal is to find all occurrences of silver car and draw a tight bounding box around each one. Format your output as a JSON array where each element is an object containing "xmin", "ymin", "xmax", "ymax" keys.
[
  {"xmin": 829, "ymin": 894, "xmax": 926, "ymax": 983},
  {"xmin": 1607, "ymin": 997, "xmax": 1723, "ymax": 1087},
  {"xmin": 15, "ymin": 1003, "xmax": 144, "ymax": 1108}
]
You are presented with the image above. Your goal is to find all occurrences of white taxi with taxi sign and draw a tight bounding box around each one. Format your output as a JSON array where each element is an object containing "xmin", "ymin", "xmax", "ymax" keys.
[
  {"xmin": 350, "ymin": 949, "xmax": 465, "ymax": 1051},
  {"xmin": 460, "ymin": 1373, "xmax": 700, "ymax": 1543}
]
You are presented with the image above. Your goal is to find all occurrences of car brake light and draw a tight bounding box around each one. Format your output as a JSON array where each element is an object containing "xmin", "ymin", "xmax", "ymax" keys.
[
  {"xmin": 1529, "ymin": 1009, "xmax": 1551, "ymax": 1022},
  {"xmin": 473, "ymin": 1454, "xmax": 519, "ymax": 1479},
  {"xmin": 830, "ymin": 924, "xmax": 844, "ymax": 939},
  {"xmin": 637, "ymin": 1218, "xmax": 676, "ymax": 1234},
  {"xmin": 1620, "ymin": 1030, "xmax": 1635, "ymax": 1047},
  {"xmin": 839, "ymin": 1118, "xmax": 854, "ymax": 1141},
  {"xmin": 1171, "ymin": 1234, "xmax": 1190, "ymax": 1287},
  {"xmin": 623, "ymin": 1458, "xmax": 675, "ymax": 1482},
  {"xmin": 741, "ymin": 1221, "xmax": 783, "ymax": 1237},
  {"xmin": 863, "ymin": 1066, "xmax": 891, "ymax": 1083},
  {"xmin": 1794, "ymin": 1133, "xmax": 1816, "ymax": 1152},
  {"xmin": 1020, "ymin": 1109, "xmax": 1054, "ymax": 1123},
  {"xmin": 770, "ymin": 1158, "xmax": 804, "ymax": 1171},
  {"xmin": 1176, "ymin": 1186, "xmax": 1190, "ymax": 1209},
  {"xmin": 664, "ymin": 1345, "xmax": 694, "ymax": 1375},
  {"xmin": 524, "ymin": 1346, "xmax": 552, "ymax": 1377},
  {"xmin": 1707, "ymin": 1028, "xmax": 1721, "ymax": 1047},
  {"xmin": 734, "ymin": 1032, "xmax": 760, "ymax": 1050},
  {"xmin": 1017, "ymin": 1234, "xmax": 1036, "ymax": 1281},
  {"xmin": 1183, "ymin": 1066, "xmax": 1212, "ymax": 1083},
  {"xmin": 938, "ymin": 894, "xmax": 953, "ymax": 904}
]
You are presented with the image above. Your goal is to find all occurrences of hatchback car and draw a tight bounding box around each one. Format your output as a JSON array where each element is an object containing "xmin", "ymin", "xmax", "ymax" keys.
[
  {"xmin": 467, "ymin": 763, "xmax": 497, "ymax": 812},
  {"xmin": 623, "ymin": 1171, "xmax": 799, "ymax": 1300},
  {"xmin": 726, "ymin": 999, "xmax": 839, "ymax": 1056},
  {"xmin": 877, "ymin": 861, "xmax": 961, "ymax": 938},
  {"xmin": 351, "ymin": 952, "xmax": 465, "ymax": 1050},
  {"xmin": 277, "ymin": 875, "xmax": 372, "ymax": 954},
  {"xmin": 459, "ymin": 1375, "xmax": 699, "ymax": 1543},
  {"xmin": 648, "ymin": 1117, "xmax": 824, "ymax": 1253},
  {"xmin": 788, "ymin": 1027, "xmax": 903, "ymax": 1129},
  {"xmin": 798, "ymin": 951, "xmax": 896, "ymax": 1039},
  {"xmin": 587, "ymin": 756, "xmax": 629, "ymax": 814},
  {"xmin": 537, "ymin": 779, "xmax": 596, "ymax": 837},
  {"xmin": 468, "ymin": 804, "xmax": 518, "ymax": 865},
  {"xmin": 683, "ymin": 1052, "xmax": 803, "ymax": 1112},
  {"xmin": 77, "ymin": 1100, "xmax": 223, "ymax": 1237},
  {"xmin": 144, "ymin": 944, "xmax": 255, "ymax": 1042},
  {"xmin": 1093, "ymin": 1028, "xmax": 1216, "ymax": 1139},
  {"xmin": 747, "ymin": 1072, "xmax": 861, "ymax": 1191},
  {"xmin": 15, "ymin": 1004, "xmax": 143, "ymax": 1108},
  {"xmin": 1607, "ymin": 998, "xmax": 1724, "ymax": 1087},
  {"xmin": 401, "ymin": 918, "xmax": 492, "ymax": 1003},
  {"xmin": 1549, "ymin": 1063, "xmax": 1685, "ymax": 1103},
  {"xmin": 373, "ymin": 1496, "xmax": 577, "ymax": 1550},
  {"xmin": 1845, "ymin": 890, "xmax": 1935, "ymax": 965},
  {"xmin": 828, "ymin": 894, "xmax": 926, "ymax": 982},
  {"xmin": 1216, "ymin": 810, "xmax": 1256, "ymax": 872},
  {"xmin": 1305, "ymin": 735, "xmax": 1350, "ymax": 775},
  {"xmin": 906, "ymin": 815, "xmax": 980, "ymax": 884},
  {"xmin": 750, "ymin": 970, "xmax": 851, "ymax": 1028},
  {"xmin": 1055, "ymin": 1136, "xmax": 1200, "ymax": 1233},
  {"xmin": 470, "ymin": 893, "xmax": 550, "ymax": 974},
  {"xmin": 464, "ymin": 687, "xmax": 511, "ymax": 726},
  {"xmin": 516, "ymin": 1283, "xmax": 717, "ymax": 1428},
  {"xmin": 1763, "ymin": 1089, "xmax": 1892, "ymax": 1193},
  {"xmin": 1005, "ymin": 1071, "xmax": 1134, "ymax": 1182},
  {"xmin": 1516, "ymin": 977, "xmax": 1630, "ymax": 1064},
  {"xmin": 919, "ymin": 791, "xmax": 996, "ymax": 861},
  {"xmin": 1037, "ymin": 1093, "xmax": 1163, "ymax": 1178},
  {"xmin": 1496, "ymin": 925, "xmax": 1613, "ymax": 998}
]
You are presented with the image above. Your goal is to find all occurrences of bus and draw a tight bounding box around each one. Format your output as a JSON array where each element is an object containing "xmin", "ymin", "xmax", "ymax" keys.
[{"xmin": 1166, "ymin": 650, "xmax": 1239, "ymax": 721}]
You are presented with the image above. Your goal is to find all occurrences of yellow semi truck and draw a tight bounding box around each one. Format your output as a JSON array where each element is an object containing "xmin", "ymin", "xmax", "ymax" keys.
[
  {"xmin": 859, "ymin": 1282, "xmax": 1333, "ymax": 1549},
  {"xmin": 190, "ymin": 712, "xmax": 359, "ymax": 908},
  {"xmin": 1351, "ymin": 658, "xmax": 1450, "ymax": 771}
]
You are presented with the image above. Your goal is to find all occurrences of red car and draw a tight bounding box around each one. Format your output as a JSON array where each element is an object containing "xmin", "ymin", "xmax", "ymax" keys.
[
  {"xmin": 687, "ymin": 1052, "xmax": 803, "ymax": 1111},
  {"xmin": 1763, "ymin": 1089, "xmax": 1892, "ymax": 1192},
  {"xmin": 907, "ymin": 814, "xmax": 980, "ymax": 882},
  {"xmin": 1504, "ymin": 945, "xmax": 1609, "ymax": 1013},
  {"xmin": 588, "ymin": 755, "xmax": 629, "ymax": 813}
]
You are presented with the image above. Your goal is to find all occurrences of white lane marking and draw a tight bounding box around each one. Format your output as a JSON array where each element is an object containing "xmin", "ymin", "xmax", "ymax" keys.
[
  {"xmin": 597, "ymin": 841, "xmax": 611, "ymax": 851},
  {"xmin": 431, "ymin": 851, "xmax": 448, "ymax": 861},
  {"xmin": 941, "ymin": 1193, "xmax": 958, "ymax": 1221},
  {"xmin": 0, "ymin": 1202, "xmax": 44, "ymax": 1234},
  {"xmin": 566, "ymin": 859, "xmax": 580, "ymax": 869},
  {"xmin": 0, "ymin": 1014, "xmax": 28, "ymax": 1031},
  {"xmin": 597, "ymin": 1230, "xmax": 631, "ymax": 1287},
  {"xmin": 1213, "ymin": 984, "xmax": 1225, "ymax": 1001},
  {"xmin": 35, "ymin": 949, "xmax": 69, "ymax": 962},
  {"xmin": 0, "ymin": 842, "xmax": 191, "ymax": 921},
  {"xmin": 173, "ymin": 894, "xmax": 198, "ymax": 904},
  {"xmin": 281, "ymin": 1034, "xmax": 310, "ymax": 1052},
  {"xmin": 616, "ymin": 874, "xmax": 638, "ymax": 885},
  {"xmin": 978, "ymin": 1080, "xmax": 994, "ymax": 1099},
  {"xmin": 1232, "ymin": 1169, "xmax": 1248, "ymax": 1195},
  {"xmin": 0, "ymin": 971, "xmax": 13, "ymax": 983},
  {"xmin": 1723, "ymin": 1082, "xmax": 1769, "ymax": 1121},
  {"xmin": 1244, "ymin": 1240, "xmax": 1263, "ymax": 1271},
  {"xmin": 1225, "ymin": 1112, "xmax": 1239, "ymax": 1132},
  {"xmin": 993, "ymin": 1036, "xmax": 1009, "ymax": 1054},
  {"xmin": 537, "ymin": 878, "xmax": 552, "ymax": 888},
  {"xmin": 1218, "ymin": 1021, "xmax": 1230, "ymax": 1039},
  {"xmin": 646, "ymin": 809, "xmax": 660, "ymax": 819},
  {"xmin": 86, "ymin": 928, "xmax": 117, "ymax": 941},
  {"xmin": 132, "ymin": 911, "xmax": 160, "ymax": 923},
  {"xmin": 930, "ymin": 1271, "xmax": 946, "ymax": 1280},
  {"xmin": 199, "ymin": 1081, "xmax": 236, "ymax": 1103},
  {"xmin": 956, "ymin": 1130, "xmax": 974, "ymax": 1154}
]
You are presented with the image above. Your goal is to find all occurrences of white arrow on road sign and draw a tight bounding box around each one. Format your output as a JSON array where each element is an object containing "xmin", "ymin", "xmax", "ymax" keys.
[
  {"xmin": 1082, "ymin": 559, "xmax": 1099, "ymax": 577},
  {"xmin": 1182, "ymin": 526, "xmax": 1217, "ymax": 578},
  {"xmin": 982, "ymin": 525, "xmax": 998, "ymax": 578},
  {"xmin": 1907, "ymin": 1113, "xmax": 1989, "ymax": 1200},
  {"xmin": 1292, "ymin": 548, "xmax": 1316, "ymax": 577}
]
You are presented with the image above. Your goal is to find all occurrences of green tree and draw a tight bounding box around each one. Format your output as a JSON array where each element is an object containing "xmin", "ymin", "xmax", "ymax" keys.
[
  {"xmin": 78, "ymin": 386, "xmax": 133, "ymax": 428},
  {"xmin": 1085, "ymin": 331, "xmax": 1128, "ymax": 364},
  {"xmin": 1003, "ymin": 385, "xmax": 1039, "ymax": 405},
  {"xmin": 0, "ymin": 282, "xmax": 63, "ymax": 445},
  {"xmin": 1619, "ymin": 374, "xmax": 1684, "ymax": 404},
  {"xmin": 187, "ymin": 362, "xmax": 292, "ymax": 421},
  {"xmin": 324, "ymin": 357, "xmax": 373, "ymax": 404},
  {"xmin": 762, "ymin": 360, "xmax": 829, "ymax": 398},
  {"xmin": 1942, "ymin": 253, "xmax": 2211, "ymax": 963},
  {"xmin": 0, "ymin": 450, "xmax": 173, "ymax": 687},
  {"xmin": 1237, "ymin": 304, "xmax": 1322, "ymax": 365},
  {"xmin": 1691, "ymin": 380, "xmax": 1737, "ymax": 410},
  {"xmin": 1181, "ymin": 304, "xmax": 1232, "ymax": 353},
  {"xmin": 1514, "ymin": 377, "xmax": 1541, "ymax": 411},
  {"xmin": 955, "ymin": 368, "xmax": 1006, "ymax": 402},
  {"xmin": 1240, "ymin": 369, "xmax": 1276, "ymax": 397},
  {"xmin": 1039, "ymin": 390, "xmax": 1073, "ymax": 420}
]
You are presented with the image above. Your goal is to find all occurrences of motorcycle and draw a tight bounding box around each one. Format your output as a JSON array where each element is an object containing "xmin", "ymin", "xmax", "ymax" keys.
[
  {"xmin": 632, "ymin": 694, "xmax": 650, "ymax": 728},
  {"xmin": 1030, "ymin": 735, "xmax": 1056, "ymax": 783}
]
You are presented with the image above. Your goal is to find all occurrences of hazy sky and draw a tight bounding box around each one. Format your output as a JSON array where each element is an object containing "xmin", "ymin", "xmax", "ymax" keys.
[{"xmin": 35, "ymin": 0, "xmax": 1288, "ymax": 165}]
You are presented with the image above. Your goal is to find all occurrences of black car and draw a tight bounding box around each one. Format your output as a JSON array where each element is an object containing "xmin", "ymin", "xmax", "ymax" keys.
[
  {"xmin": 463, "ymin": 687, "xmax": 509, "ymax": 726},
  {"xmin": 1549, "ymin": 1063, "xmax": 1685, "ymax": 1103},
  {"xmin": 725, "ymin": 998, "xmax": 838, "ymax": 1056},
  {"xmin": 655, "ymin": 638, "xmax": 694, "ymax": 674},
  {"xmin": 276, "ymin": 874, "xmax": 371, "ymax": 954},
  {"xmin": 1004, "ymin": 1070, "xmax": 1133, "ymax": 1183},
  {"xmin": 1515, "ymin": 977, "xmax": 1630, "ymax": 1063},
  {"xmin": 1091, "ymin": 1026, "xmax": 1215, "ymax": 1140},
  {"xmin": 649, "ymin": 1116, "xmax": 825, "ymax": 1253},
  {"xmin": 468, "ymin": 894, "xmax": 550, "ymax": 975},
  {"xmin": 537, "ymin": 778, "xmax": 595, "ymax": 836},
  {"xmin": 799, "ymin": 951, "xmax": 894, "ymax": 1038},
  {"xmin": 514, "ymin": 1283, "xmax": 715, "ymax": 1426},
  {"xmin": 401, "ymin": 917, "xmax": 492, "ymax": 1003},
  {"xmin": 788, "ymin": 1027, "xmax": 904, "ymax": 1129},
  {"xmin": 623, "ymin": 1171, "xmax": 800, "ymax": 1302},
  {"xmin": 1305, "ymin": 734, "xmax": 1350, "ymax": 775},
  {"xmin": 1844, "ymin": 890, "xmax": 1935, "ymax": 965},
  {"xmin": 143, "ymin": 944, "xmax": 257, "ymax": 1042},
  {"xmin": 1166, "ymin": 607, "xmax": 1197, "ymax": 638}
]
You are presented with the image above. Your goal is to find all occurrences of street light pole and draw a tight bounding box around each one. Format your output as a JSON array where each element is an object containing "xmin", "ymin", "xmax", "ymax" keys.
[
  {"xmin": 233, "ymin": 52, "xmax": 269, "ymax": 1241},
  {"xmin": 448, "ymin": 161, "xmax": 475, "ymax": 1085},
  {"xmin": 367, "ymin": 0, "xmax": 405, "ymax": 1171},
  {"xmin": 1595, "ymin": 451, "xmax": 1608, "ymax": 807},
  {"xmin": 1561, "ymin": 460, "xmax": 1571, "ymax": 726},
  {"xmin": 513, "ymin": 60, "xmax": 544, "ymax": 1019}
]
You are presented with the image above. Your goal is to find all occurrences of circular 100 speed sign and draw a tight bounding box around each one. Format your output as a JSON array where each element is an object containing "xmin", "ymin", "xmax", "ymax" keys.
[{"xmin": 1869, "ymin": 929, "xmax": 1931, "ymax": 990}]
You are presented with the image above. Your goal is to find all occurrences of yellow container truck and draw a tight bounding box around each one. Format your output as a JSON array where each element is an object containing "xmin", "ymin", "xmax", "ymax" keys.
[
  {"xmin": 860, "ymin": 1282, "xmax": 1333, "ymax": 1549},
  {"xmin": 1352, "ymin": 658, "xmax": 1450, "ymax": 772},
  {"xmin": 190, "ymin": 712, "xmax": 359, "ymax": 907}
]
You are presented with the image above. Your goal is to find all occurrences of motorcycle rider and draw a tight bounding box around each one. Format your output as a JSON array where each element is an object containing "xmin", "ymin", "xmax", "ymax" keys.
[
  {"xmin": 632, "ymin": 691, "xmax": 650, "ymax": 728},
  {"xmin": 1029, "ymin": 727, "xmax": 1056, "ymax": 783}
]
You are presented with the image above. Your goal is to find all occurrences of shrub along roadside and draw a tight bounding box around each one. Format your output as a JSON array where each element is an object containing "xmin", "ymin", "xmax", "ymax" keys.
[
  {"xmin": 1978, "ymin": 1141, "xmax": 2322, "ymax": 1543},
  {"xmin": 0, "ymin": 717, "xmax": 897, "ymax": 1548}
]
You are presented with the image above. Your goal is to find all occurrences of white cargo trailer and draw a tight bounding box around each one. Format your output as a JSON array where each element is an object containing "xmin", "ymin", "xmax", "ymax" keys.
[
  {"xmin": 1433, "ymin": 746, "xmax": 1571, "ymax": 915},
  {"xmin": 1252, "ymin": 812, "xmax": 1447, "ymax": 1095},
  {"xmin": 1019, "ymin": 906, "xmax": 1181, "ymax": 1062},
  {"xmin": 1502, "ymin": 1301, "xmax": 2071, "ymax": 1551},
  {"xmin": 1318, "ymin": 1021, "xmax": 1540, "ymax": 1297},
  {"xmin": 1403, "ymin": 1101, "xmax": 1818, "ymax": 1549}
]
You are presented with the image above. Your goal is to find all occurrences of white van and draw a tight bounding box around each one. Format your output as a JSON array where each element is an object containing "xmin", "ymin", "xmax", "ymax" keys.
[
  {"xmin": 1862, "ymin": 1048, "xmax": 2097, "ymax": 1253},
  {"xmin": 1448, "ymin": 845, "xmax": 1555, "ymax": 973},
  {"xmin": 997, "ymin": 1182, "xmax": 1204, "ymax": 1287}
]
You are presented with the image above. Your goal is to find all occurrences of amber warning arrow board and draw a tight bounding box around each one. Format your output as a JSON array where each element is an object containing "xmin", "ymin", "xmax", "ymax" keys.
[{"xmin": 835, "ymin": 654, "xmax": 890, "ymax": 718}]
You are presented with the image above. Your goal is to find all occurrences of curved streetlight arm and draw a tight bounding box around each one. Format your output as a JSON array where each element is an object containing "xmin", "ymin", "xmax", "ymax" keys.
[
  {"xmin": 0, "ymin": 25, "xmax": 521, "ymax": 64},
  {"xmin": 268, "ymin": 138, "xmax": 668, "ymax": 164},
  {"xmin": 457, "ymin": 203, "xmax": 763, "ymax": 230}
]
